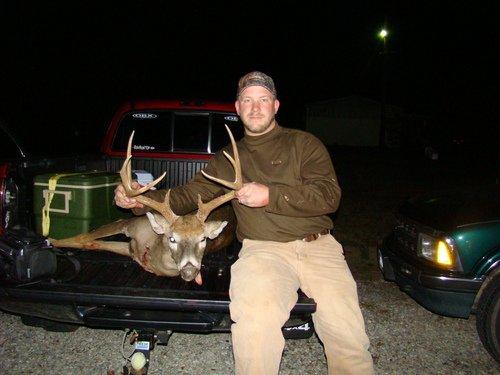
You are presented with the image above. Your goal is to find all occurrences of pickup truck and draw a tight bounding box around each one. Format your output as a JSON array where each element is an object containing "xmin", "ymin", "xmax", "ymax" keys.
[{"xmin": 0, "ymin": 101, "xmax": 316, "ymax": 372}]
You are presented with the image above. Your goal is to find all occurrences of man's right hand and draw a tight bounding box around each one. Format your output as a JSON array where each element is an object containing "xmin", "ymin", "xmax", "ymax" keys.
[{"xmin": 114, "ymin": 182, "xmax": 145, "ymax": 209}]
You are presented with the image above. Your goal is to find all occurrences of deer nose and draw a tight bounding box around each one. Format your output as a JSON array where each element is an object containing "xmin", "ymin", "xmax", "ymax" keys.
[{"xmin": 180, "ymin": 263, "xmax": 199, "ymax": 281}]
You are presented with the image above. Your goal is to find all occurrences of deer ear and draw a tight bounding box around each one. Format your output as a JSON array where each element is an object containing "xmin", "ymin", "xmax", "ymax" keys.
[
  {"xmin": 146, "ymin": 212, "xmax": 169, "ymax": 235},
  {"xmin": 205, "ymin": 221, "xmax": 228, "ymax": 239}
]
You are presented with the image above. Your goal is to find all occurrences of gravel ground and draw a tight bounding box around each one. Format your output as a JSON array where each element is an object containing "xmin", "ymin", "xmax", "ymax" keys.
[
  {"xmin": 1, "ymin": 274, "xmax": 498, "ymax": 374},
  {"xmin": 1, "ymin": 148, "xmax": 498, "ymax": 374}
]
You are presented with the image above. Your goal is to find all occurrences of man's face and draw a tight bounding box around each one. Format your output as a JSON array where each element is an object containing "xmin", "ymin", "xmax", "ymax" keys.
[{"xmin": 235, "ymin": 86, "xmax": 280, "ymax": 136}]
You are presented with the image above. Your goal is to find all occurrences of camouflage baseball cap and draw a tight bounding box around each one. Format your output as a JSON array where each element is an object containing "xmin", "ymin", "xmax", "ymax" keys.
[{"xmin": 237, "ymin": 71, "xmax": 277, "ymax": 98}]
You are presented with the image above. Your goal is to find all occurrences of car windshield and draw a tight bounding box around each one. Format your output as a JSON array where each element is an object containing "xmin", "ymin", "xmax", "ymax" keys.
[{"xmin": 112, "ymin": 110, "xmax": 243, "ymax": 153}]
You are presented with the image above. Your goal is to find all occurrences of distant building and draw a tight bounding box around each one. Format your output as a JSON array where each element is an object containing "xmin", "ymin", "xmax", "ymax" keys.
[{"xmin": 305, "ymin": 95, "xmax": 422, "ymax": 147}]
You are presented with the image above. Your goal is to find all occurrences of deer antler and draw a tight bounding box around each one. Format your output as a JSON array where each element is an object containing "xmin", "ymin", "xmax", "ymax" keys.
[
  {"xmin": 120, "ymin": 131, "xmax": 179, "ymax": 224},
  {"xmin": 197, "ymin": 125, "xmax": 243, "ymax": 222}
]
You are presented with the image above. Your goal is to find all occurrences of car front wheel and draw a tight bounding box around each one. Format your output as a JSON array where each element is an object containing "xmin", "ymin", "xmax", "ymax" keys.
[{"xmin": 476, "ymin": 276, "xmax": 500, "ymax": 363}]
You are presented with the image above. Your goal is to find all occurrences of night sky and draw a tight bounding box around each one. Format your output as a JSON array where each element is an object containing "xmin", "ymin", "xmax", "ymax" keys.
[{"xmin": 0, "ymin": 1, "xmax": 497, "ymax": 154}]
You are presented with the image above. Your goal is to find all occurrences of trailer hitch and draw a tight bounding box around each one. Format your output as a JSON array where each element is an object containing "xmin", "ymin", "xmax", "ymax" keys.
[{"xmin": 122, "ymin": 329, "xmax": 172, "ymax": 375}]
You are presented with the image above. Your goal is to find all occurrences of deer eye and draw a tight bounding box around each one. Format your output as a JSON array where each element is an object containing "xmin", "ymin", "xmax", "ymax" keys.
[
  {"xmin": 200, "ymin": 237, "xmax": 206, "ymax": 243},
  {"xmin": 169, "ymin": 237, "xmax": 176, "ymax": 243}
]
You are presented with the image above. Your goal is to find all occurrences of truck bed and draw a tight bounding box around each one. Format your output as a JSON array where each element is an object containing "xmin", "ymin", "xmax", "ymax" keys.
[{"xmin": 0, "ymin": 246, "xmax": 316, "ymax": 333}]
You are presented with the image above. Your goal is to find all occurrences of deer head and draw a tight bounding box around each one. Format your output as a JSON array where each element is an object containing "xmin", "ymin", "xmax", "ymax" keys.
[{"xmin": 120, "ymin": 125, "xmax": 242, "ymax": 281}]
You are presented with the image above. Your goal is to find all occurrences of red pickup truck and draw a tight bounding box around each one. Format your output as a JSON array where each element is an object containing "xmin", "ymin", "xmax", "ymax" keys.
[{"xmin": 0, "ymin": 100, "xmax": 315, "ymax": 372}]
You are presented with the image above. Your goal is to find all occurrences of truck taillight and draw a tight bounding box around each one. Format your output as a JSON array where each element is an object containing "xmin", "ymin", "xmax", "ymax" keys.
[
  {"xmin": 0, "ymin": 163, "xmax": 8, "ymax": 235},
  {"xmin": 0, "ymin": 165, "xmax": 20, "ymax": 235}
]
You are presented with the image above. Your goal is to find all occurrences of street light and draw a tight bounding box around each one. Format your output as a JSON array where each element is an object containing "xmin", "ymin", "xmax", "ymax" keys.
[
  {"xmin": 378, "ymin": 28, "xmax": 388, "ymax": 40},
  {"xmin": 378, "ymin": 27, "xmax": 389, "ymax": 148}
]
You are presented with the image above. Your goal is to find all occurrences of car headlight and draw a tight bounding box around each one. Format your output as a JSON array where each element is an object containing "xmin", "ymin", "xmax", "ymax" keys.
[{"xmin": 417, "ymin": 233, "xmax": 459, "ymax": 270}]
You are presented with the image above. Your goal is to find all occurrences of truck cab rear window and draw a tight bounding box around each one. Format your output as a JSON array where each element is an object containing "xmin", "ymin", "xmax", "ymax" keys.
[
  {"xmin": 173, "ymin": 113, "xmax": 209, "ymax": 152},
  {"xmin": 211, "ymin": 114, "xmax": 244, "ymax": 152},
  {"xmin": 112, "ymin": 111, "xmax": 172, "ymax": 153},
  {"xmin": 112, "ymin": 110, "xmax": 243, "ymax": 154}
]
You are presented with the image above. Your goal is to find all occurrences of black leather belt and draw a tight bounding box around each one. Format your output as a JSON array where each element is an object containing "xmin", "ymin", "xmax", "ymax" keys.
[{"xmin": 302, "ymin": 229, "xmax": 330, "ymax": 242}]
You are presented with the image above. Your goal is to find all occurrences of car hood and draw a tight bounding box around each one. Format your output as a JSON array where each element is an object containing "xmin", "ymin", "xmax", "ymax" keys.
[{"xmin": 399, "ymin": 184, "xmax": 500, "ymax": 232}]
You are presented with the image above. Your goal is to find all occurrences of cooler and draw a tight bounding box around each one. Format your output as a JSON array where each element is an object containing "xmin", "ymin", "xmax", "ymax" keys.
[{"xmin": 34, "ymin": 171, "xmax": 130, "ymax": 239}]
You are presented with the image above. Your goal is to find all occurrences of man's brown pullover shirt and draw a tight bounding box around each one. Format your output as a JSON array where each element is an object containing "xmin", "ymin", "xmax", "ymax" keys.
[{"xmin": 133, "ymin": 125, "xmax": 341, "ymax": 242}]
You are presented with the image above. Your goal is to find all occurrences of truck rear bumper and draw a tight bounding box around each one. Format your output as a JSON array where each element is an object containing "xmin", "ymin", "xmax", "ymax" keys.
[{"xmin": 0, "ymin": 293, "xmax": 315, "ymax": 338}]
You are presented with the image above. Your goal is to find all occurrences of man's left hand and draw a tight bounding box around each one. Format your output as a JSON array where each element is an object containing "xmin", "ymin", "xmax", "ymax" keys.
[{"xmin": 235, "ymin": 182, "xmax": 269, "ymax": 207}]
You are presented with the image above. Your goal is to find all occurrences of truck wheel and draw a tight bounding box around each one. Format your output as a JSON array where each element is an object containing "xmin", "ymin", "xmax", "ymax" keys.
[{"xmin": 476, "ymin": 278, "xmax": 500, "ymax": 363}]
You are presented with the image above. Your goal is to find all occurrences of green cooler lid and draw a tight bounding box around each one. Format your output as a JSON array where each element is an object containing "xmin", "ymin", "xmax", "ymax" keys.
[{"xmin": 34, "ymin": 171, "xmax": 121, "ymax": 186}]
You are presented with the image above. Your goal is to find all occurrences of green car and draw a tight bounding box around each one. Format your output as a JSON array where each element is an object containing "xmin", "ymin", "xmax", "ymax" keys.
[{"xmin": 378, "ymin": 184, "xmax": 500, "ymax": 362}]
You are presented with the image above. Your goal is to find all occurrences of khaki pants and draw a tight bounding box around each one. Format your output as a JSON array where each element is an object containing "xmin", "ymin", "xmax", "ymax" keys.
[{"xmin": 229, "ymin": 234, "xmax": 374, "ymax": 375}]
